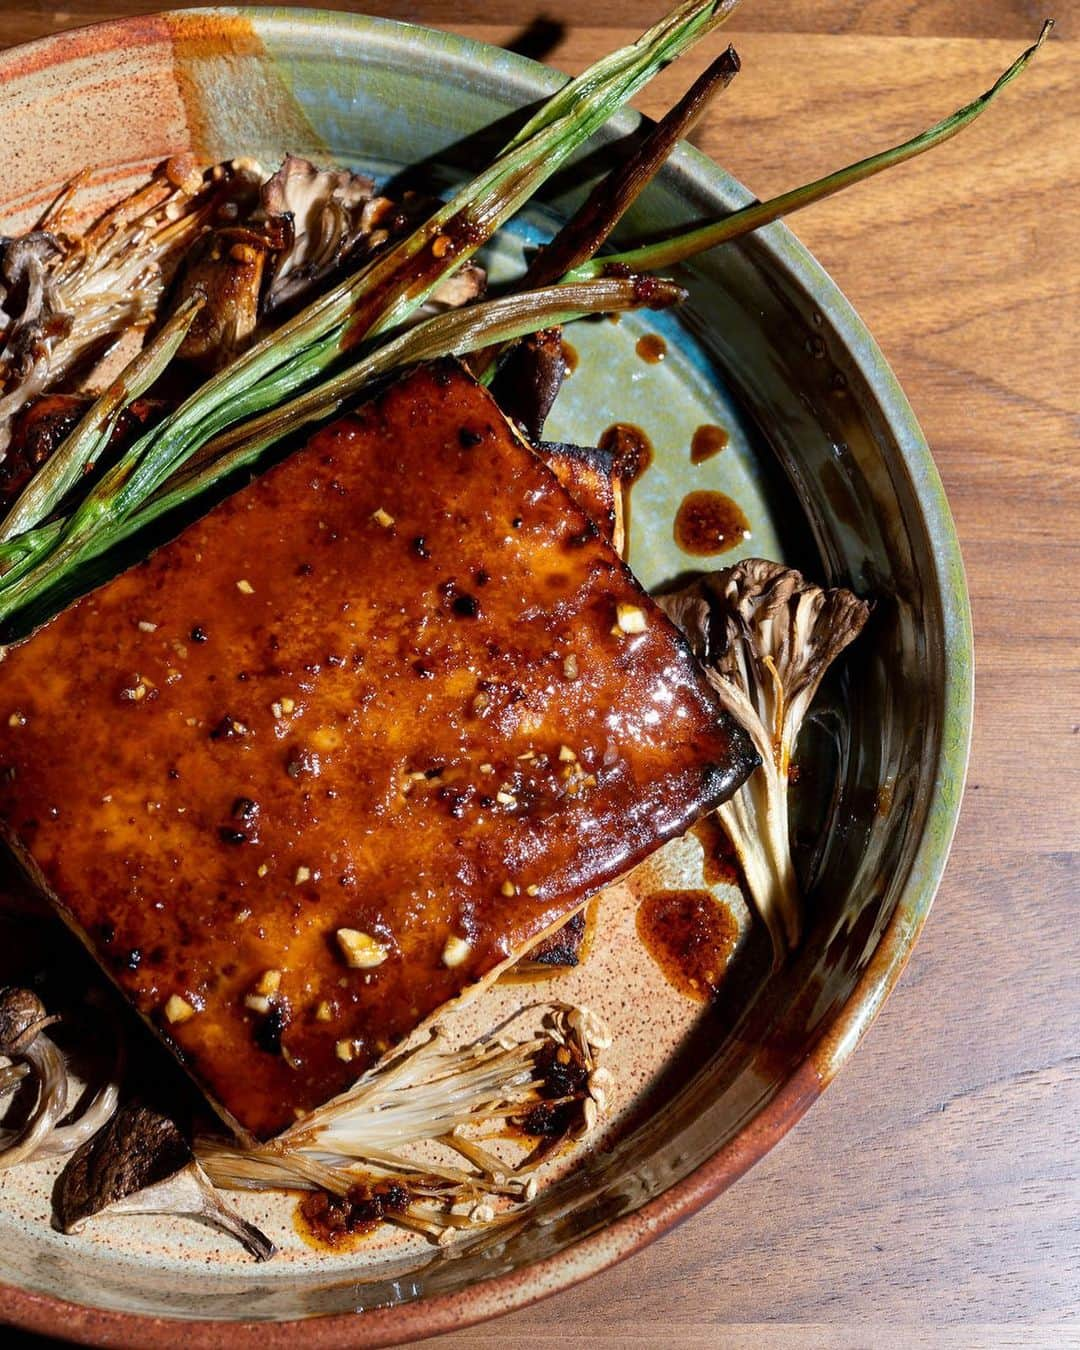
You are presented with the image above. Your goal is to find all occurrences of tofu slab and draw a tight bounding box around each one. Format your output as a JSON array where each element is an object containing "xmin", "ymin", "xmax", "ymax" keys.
[
  {"xmin": 539, "ymin": 440, "xmax": 624, "ymax": 557},
  {"xmin": 0, "ymin": 361, "xmax": 755, "ymax": 1138}
]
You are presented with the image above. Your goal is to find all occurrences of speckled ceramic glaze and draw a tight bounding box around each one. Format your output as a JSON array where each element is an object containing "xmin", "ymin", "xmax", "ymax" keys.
[{"xmin": 0, "ymin": 9, "xmax": 973, "ymax": 1347}]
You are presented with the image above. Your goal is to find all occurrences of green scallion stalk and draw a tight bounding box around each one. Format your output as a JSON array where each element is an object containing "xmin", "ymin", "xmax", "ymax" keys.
[
  {"xmin": 0, "ymin": 1, "xmax": 735, "ymax": 629},
  {"xmin": 0, "ymin": 297, "xmax": 203, "ymax": 546},
  {"xmin": 469, "ymin": 44, "xmax": 740, "ymax": 381},
  {"xmin": 567, "ymin": 20, "xmax": 1054, "ymax": 281},
  {"xmin": 49, "ymin": 277, "xmax": 688, "ymax": 583}
]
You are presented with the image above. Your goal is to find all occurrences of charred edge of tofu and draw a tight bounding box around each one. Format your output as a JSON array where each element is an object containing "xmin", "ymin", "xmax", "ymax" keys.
[
  {"xmin": 537, "ymin": 439, "xmax": 624, "ymax": 558},
  {"xmin": 516, "ymin": 907, "xmax": 589, "ymax": 971}
]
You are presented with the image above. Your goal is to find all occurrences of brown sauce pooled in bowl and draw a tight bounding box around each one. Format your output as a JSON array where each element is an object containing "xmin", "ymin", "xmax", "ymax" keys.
[
  {"xmin": 690, "ymin": 424, "xmax": 729, "ymax": 464},
  {"xmin": 674, "ymin": 490, "xmax": 749, "ymax": 555},
  {"xmin": 691, "ymin": 814, "xmax": 741, "ymax": 888},
  {"xmin": 561, "ymin": 339, "xmax": 579, "ymax": 374},
  {"xmin": 635, "ymin": 333, "xmax": 666, "ymax": 364},
  {"xmin": 636, "ymin": 889, "xmax": 739, "ymax": 1002},
  {"xmin": 294, "ymin": 1179, "xmax": 411, "ymax": 1252},
  {"xmin": 598, "ymin": 422, "xmax": 653, "ymax": 485}
]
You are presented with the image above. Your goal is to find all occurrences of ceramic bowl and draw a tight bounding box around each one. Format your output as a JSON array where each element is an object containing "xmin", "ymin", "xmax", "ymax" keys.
[{"xmin": 0, "ymin": 9, "xmax": 972, "ymax": 1346}]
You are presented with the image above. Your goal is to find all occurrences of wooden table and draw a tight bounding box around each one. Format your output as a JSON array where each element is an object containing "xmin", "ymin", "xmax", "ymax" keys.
[{"xmin": 4, "ymin": 3, "xmax": 1078, "ymax": 1346}]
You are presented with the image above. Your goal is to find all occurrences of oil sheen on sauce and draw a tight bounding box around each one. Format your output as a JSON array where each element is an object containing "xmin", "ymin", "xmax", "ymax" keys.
[
  {"xmin": 598, "ymin": 423, "xmax": 653, "ymax": 485},
  {"xmin": 636, "ymin": 889, "xmax": 739, "ymax": 1002},
  {"xmin": 294, "ymin": 1180, "xmax": 411, "ymax": 1252},
  {"xmin": 674, "ymin": 490, "xmax": 750, "ymax": 555},
  {"xmin": 690, "ymin": 424, "xmax": 729, "ymax": 464},
  {"xmin": 635, "ymin": 333, "xmax": 667, "ymax": 364}
]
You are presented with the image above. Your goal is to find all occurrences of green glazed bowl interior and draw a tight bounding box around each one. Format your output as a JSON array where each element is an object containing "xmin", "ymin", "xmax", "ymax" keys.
[{"xmin": 0, "ymin": 9, "xmax": 972, "ymax": 1345}]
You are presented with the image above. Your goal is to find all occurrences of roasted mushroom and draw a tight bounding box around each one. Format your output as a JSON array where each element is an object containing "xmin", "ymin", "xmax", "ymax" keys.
[
  {"xmin": 260, "ymin": 156, "xmax": 486, "ymax": 317},
  {"xmin": 0, "ymin": 985, "xmax": 122, "ymax": 1169},
  {"xmin": 0, "ymin": 986, "xmax": 66, "ymax": 1167},
  {"xmin": 491, "ymin": 328, "xmax": 568, "ymax": 443},
  {"xmin": 259, "ymin": 154, "xmax": 379, "ymax": 313},
  {"xmin": 56, "ymin": 1101, "xmax": 275, "ymax": 1261},
  {"xmin": 196, "ymin": 1004, "xmax": 609, "ymax": 1243},
  {"xmin": 661, "ymin": 560, "xmax": 870, "ymax": 960},
  {"xmin": 0, "ymin": 157, "xmax": 226, "ymax": 451}
]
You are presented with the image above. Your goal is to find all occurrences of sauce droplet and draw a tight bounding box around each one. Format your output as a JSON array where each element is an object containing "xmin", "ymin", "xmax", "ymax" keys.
[
  {"xmin": 636, "ymin": 889, "xmax": 738, "ymax": 1001},
  {"xmin": 561, "ymin": 340, "xmax": 579, "ymax": 375},
  {"xmin": 690, "ymin": 424, "xmax": 729, "ymax": 464},
  {"xmin": 674, "ymin": 490, "xmax": 750, "ymax": 555},
  {"xmin": 635, "ymin": 333, "xmax": 667, "ymax": 364},
  {"xmin": 599, "ymin": 423, "xmax": 653, "ymax": 485}
]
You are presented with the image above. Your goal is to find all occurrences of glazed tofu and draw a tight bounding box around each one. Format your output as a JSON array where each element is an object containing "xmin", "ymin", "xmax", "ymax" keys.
[
  {"xmin": 0, "ymin": 361, "xmax": 755, "ymax": 1138},
  {"xmin": 519, "ymin": 442, "xmax": 624, "ymax": 972},
  {"xmin": 538, "ymin": 441, "xmax": 625, "ymax": 557}
]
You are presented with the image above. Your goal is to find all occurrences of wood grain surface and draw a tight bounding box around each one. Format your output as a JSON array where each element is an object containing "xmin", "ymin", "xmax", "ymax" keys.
[{"xmin": 3, "ymin": 2, "xmax": 1078, "ymax": 1347}]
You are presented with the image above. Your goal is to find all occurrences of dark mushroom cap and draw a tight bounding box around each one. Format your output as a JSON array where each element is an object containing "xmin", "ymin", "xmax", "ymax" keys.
[{"xmin": 0, "ymin": 985, "xmax": 48, "ymax": 1054}]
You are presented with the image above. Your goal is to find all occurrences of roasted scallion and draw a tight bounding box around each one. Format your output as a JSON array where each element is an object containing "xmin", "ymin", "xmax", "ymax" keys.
[{"xmin": 0, "ymin": 10, "xmax": 1049, "ymax": 638}]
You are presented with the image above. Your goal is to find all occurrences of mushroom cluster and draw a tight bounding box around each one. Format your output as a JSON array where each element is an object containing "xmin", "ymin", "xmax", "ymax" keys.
[
  {"xmin": 661, "ymin": 560, "xmax": 870, "ymax": 963},
  {"xmin": 196, "ymin": 1003, "xmax": 611, "ymax": 1247},
  {"xmin": 0, "ymin": 985, "xmax": 120, "ymax": 1169},
  {"xmin": 0, "ymin": 157, "xmax": 227, "ymax": 451}
]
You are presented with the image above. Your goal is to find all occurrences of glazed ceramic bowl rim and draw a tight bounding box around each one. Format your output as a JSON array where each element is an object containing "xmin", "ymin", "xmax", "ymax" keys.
[{"xmin": 0, "ymin": 8, "xmax": 974, "ymax": 1346}]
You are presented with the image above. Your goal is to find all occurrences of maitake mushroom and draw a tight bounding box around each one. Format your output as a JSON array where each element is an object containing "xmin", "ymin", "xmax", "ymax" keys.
[
  {"xmin": 660, "ymin": 559, "xmax": 870, "ymax": 962},
  {"xmin": 258, "ymin": 154, "xmax": 381, "ymax": 314},
  {"xmin": 0, "ymin": 985, "xmax": 121, "ymax": 1169},
  {"xmin": 55, "ymin": 1101, "xmax": 275, "ymax": 1261},
  {"xmin": 170, "ymin": 154, "xmax": 487, "ymax": 370},
  {"xmin": 259, "ymin": 155, "xmax": 486, "ymax": 317},
  {"xmin": 0, "ymin": 157, "xmax": 231, "ymax": 451}
]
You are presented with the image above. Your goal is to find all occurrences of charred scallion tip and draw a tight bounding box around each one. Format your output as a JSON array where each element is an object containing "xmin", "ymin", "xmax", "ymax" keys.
[
  {"xmin": 569, "ymin": 21, "xmax": 1055, "ymax": 281},
  {"xmin": 469, "ymin": 43, "xmax": 740, "ymax": 385},
  {"xmin": 195, "ymin": 1003, "xmax": 610, "ymax": 1243},
  {"xmin": 660, "ymin": 560, "xmax": 869, "ymax": 961},
  {"xmin": 532, "ymin": 45, "xmax": 740, "ymax": 290},
  {"xmin": 55, "ymin": 1101, "xmax": 275, "ymax": 1261}
]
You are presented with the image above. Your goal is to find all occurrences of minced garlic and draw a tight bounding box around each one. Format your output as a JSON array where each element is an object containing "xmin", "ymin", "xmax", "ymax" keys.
[
  {"xmin": 441, "ymin": 935, "xmax": 470, "ymax": 968},
  {"xmin": 615, "ymin": 603, "xmax": 647, "ymax": 634},
  {"xmin": 255, "ymin": 969, "xmax": 281, "ymax": 996},
  {"xmin": 336, "ymin": 928, "xmax": 388, "ymax": 969},
  {"xmin": 164, "ymin": 994, "xmax": 196, "ymax": 1024}
]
